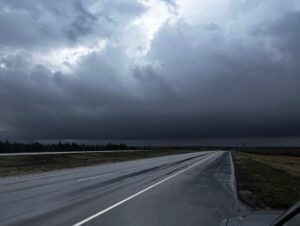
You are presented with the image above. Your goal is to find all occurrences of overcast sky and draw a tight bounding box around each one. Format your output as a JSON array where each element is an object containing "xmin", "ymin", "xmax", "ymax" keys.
[{"xmin": 0, "ymin": 0, "xmax": 300, "ymax": 142}]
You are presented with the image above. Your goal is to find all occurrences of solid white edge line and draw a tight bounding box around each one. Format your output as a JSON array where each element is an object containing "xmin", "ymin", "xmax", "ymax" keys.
[
  {"xmin": 229, "ymin": 152, "xmax": 238, "ymax": 197},
  {"xmin": 77, "ymin": 173, "xmax": 112, "ymax": 182},
  {"xmin": 73, "ymin": 152, "xmax": 219, "ymax": 226}
]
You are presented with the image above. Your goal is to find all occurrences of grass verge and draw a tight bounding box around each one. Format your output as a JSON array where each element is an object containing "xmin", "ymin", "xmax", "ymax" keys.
[
  {"xmin": 0, "ymin": 149, "xmax": 204, "ymax": 177},
  {"xmin": 232, "ymin": 151, "xmax": 300, "ymax": 210}
]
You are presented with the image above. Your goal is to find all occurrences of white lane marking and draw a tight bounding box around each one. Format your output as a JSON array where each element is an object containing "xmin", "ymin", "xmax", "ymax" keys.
[
  {"xmin": 73, "ymin": 152, "xmax": 219, "ymax": 226},
  {"xmin": 77, "ymin": 173, "xmax": 112, "ymax": 182}
]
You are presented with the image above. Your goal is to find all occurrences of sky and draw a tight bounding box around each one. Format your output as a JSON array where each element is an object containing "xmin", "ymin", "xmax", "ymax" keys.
[{"xmin": 0, "ymin": 0, "xmax": 300, "ymax": 143}]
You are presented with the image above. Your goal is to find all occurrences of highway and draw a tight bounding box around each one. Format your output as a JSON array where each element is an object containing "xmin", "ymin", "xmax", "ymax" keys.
[{"xmin": 0, "ymin": 151, "xmax": 249, "ymax": 226}]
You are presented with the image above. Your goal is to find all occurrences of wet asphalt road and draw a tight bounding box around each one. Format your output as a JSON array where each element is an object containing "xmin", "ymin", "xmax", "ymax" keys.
[{"xmin": 0, "ymin": 151, "xmax": 248, "ymax": 226}]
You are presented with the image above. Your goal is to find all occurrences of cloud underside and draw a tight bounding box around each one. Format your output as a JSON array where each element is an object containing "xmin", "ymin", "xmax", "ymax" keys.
[{"xmin": 0, "ymin": 0, "xmax": 300, "ymax": 139}]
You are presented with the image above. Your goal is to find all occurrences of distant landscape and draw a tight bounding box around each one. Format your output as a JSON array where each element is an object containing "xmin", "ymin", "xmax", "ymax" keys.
[
  {"xmin": 1, "ymin": 140, "xmax": 299, "ymax": 154},
  {"xmin": 1, "ymin": 140, "xmax": 299, "ymax": 211}
]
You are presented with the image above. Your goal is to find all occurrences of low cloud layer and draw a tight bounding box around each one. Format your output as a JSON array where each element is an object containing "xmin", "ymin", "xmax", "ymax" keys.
[{"xmin": 0, "ymin": 0, "xmax": 300, "ymax": 140}]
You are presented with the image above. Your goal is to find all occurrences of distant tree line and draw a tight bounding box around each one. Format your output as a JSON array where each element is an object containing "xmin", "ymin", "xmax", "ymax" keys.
[
  {"xmin": 0, "ymin": 141, "xmax": 135, "ymax": 153},
  {"xmin": 0, "ymin": 140, "xmax": 215, "ymax": 153},
  {"xmin": 1, "ymin": 141, "xmax": 299, "ymax": 154}
]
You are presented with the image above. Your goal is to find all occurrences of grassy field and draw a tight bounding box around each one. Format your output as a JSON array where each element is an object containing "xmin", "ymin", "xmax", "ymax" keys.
[
  {"xmin": 232, "ymin": 152, "xmax": 300, "ymax": 210},
  {"xmin": 234, "ymin": 148, "xmax": 300, "ymax": 156},
  {"xmin": 252, "ymin": 155, "xmax": 300, "ymax": 177},
  {"xmin": 0, "ymin": 149, "xmax": 205, "ymax": 177}
]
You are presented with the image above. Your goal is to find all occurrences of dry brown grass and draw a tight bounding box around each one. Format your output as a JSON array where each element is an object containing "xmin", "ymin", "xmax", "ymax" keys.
[
  {"xmin": 233, "ymin": 152, "xmax": 300, "ymax": 210},
  {"xmin": 252, "ymin": 155, "xmax": 300, "ymax": 178}
]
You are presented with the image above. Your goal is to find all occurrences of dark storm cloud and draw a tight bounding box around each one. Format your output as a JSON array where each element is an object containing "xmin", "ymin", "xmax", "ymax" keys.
[
  {"xmin": 0, "ymin": 0, "xmax": 146, "ymax": 48},
  {"xmin": 66, "ymin": 0, "xmax": 98, "ymax": 41},
  {"xmin": 0, "ymin": 0, "xmax": 300, "ymax": 140},
  {"xmin": 255, "ymin": 11, "xmax": 300, "ymax": 59}
]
